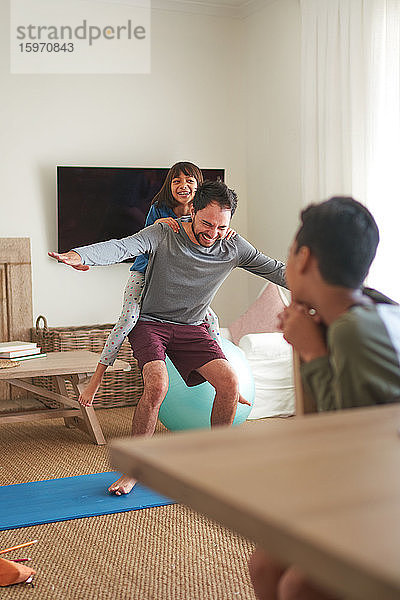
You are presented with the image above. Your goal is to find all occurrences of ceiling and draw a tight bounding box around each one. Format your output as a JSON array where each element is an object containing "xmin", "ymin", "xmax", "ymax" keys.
[{"xmin": 152, "ymin": 0, "xmax": 274, "ymax": 18}]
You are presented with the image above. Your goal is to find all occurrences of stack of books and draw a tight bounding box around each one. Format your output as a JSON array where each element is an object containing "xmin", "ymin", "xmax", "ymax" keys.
[{"xmin": 0, "ymin": 341, "xmax": 46, "ymax": 362}]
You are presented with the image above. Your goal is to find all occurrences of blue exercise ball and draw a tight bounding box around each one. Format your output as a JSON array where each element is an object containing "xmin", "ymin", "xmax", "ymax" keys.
[{"xmin": 158, "ymin": 338, "xmax": 255, "ymax": 431}]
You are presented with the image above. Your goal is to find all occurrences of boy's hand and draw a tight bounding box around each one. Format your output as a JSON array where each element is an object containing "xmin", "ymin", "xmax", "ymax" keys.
[
  {"xmin": 48, "ymin": 250, "xmax": 89, "ymax": 271},
  {"xmin": 154, "ymin": 217, "xmax": 180, "ymax": 232},
  {"xmin": 278, "ymin": 303, "xmax": 328, "ymax": 362}
]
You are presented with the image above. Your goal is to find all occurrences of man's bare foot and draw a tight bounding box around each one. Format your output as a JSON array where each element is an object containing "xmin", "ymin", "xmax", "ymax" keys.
[{"xmin": 108, "ymin": 475, "xmax": 137, "ymax": 495}]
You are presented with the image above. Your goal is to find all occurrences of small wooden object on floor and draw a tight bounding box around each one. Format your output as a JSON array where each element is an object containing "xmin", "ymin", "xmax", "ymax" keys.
[
  {"xmin": 0, "ymin": 350, "xmax": 130, "ymax": 445},
  {"xmin": 0, "ymin": 556, "xmax": 36, "ymax": 586}
]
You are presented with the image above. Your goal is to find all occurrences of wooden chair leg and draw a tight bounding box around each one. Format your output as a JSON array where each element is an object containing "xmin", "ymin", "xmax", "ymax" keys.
[{"xmin": 293, "ymin": 350, "xmax": 317, "ymax": 415}]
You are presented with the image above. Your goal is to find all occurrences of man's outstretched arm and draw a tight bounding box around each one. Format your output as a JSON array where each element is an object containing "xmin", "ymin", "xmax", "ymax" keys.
[
  {"xmin": 49, "ymin": 223, "xmax": 166, "ymax": 269},
  {"xmin": 235, "ymin": 235, "xmax": 287, "ymax": 288},
  {"xmin": 48, "ymin": 250, "xmax": 89, "ymax": 271}
]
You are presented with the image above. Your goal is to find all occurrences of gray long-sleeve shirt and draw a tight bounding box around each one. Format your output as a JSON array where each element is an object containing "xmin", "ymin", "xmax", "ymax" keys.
[{"xmin": 75, "ymin": 221, "xmax": 286, "ymax": 325}]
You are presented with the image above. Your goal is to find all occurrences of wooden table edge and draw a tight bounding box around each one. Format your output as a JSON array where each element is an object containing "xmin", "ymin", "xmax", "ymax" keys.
[{"xmin": 110, "ymin": 423, "xmax": 400, "ymax": 600}]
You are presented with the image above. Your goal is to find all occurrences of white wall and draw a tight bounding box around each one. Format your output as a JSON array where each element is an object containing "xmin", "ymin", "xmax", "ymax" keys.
[
  {"xmin": 244, "ymin": 0, "xmax": 301, "ymax": 301},
  {"xmin": 1, "ymin": 4, "xmax": 248, "ymax": 327},
  {"xmin": 1, "ymin": 0, "xmax": 302, "ymax": 329}
]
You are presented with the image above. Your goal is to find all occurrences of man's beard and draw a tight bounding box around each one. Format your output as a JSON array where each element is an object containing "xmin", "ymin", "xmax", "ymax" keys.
[
  {"xmin": 191, "ymin": 222, "xmax": 201, "ymax": 244},
  {"xmin": 190, "ymin": 222, "xmax": 214, "ymax": 247}
]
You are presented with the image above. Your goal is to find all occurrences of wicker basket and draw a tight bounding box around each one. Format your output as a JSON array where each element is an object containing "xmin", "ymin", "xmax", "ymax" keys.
[{"xmin": 31, "ymin": 316, "xmax": 143, "ymax": 409}]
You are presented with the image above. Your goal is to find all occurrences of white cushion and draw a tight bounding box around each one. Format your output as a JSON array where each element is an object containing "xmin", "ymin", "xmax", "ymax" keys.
[{"xmin": 238, "ymin": 333, "xmax": 295, "ymax": 419}]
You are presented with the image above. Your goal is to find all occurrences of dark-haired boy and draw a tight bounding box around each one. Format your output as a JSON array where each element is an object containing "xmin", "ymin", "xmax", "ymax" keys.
[
  {"xmin": 249, "ymin": 196, "xmax": 400, "ymax": 600},
  {"xmin": 282, "ymin": 196, "xmax": 400, "ymax": 412}
]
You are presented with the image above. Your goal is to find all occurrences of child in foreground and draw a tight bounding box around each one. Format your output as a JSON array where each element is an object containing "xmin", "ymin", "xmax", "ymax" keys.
[{"xmin": 249, "ymin": 196, "xmax": 400, "ymax": 600}]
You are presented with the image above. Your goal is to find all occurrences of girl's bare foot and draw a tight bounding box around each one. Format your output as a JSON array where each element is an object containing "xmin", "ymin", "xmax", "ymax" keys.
[
  {"xmin": 78, "ymin": 387, "xmax": 97, "ymax": 406},
  {"xmin": 108, "ymin": 475, "xmax": 137, "ymax": 495},
  {"xmin": 78, "ymin": 363, "xmax": 107, "ymax": 406}
]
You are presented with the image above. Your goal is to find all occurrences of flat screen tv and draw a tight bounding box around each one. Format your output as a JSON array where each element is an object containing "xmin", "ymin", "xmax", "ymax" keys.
[{"xmin": 57, "ymin": 166, "xmax": 225, "ymax": 258}]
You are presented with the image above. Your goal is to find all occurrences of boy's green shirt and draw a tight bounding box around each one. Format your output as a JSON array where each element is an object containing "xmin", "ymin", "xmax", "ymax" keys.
[{"xmin": 301, "ymin": 301, "xmax": 400, "ymax": 411}]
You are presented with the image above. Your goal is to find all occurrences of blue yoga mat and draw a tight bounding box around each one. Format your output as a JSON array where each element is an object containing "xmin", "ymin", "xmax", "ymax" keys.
[{"xmin": 0, "ymin": 472, "xmax": 174, "ymax": 531}]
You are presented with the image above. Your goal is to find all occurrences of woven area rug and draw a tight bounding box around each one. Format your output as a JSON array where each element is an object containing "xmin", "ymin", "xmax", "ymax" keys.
[{"xmin": 0, "ymin": 406, "xmax": 256, "ymax": 599}]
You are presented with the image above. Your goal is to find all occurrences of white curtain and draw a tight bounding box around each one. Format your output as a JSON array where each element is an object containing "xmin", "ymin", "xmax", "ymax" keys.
[{"xmin": 301, "ymin": 0, "xmax": 400, "ymax": 302}]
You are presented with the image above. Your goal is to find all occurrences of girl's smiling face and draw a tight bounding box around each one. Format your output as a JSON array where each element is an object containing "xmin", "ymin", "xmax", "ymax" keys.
[{"xmin": 171, "ymin": 172, "xmax": 198, "ymax": 206}]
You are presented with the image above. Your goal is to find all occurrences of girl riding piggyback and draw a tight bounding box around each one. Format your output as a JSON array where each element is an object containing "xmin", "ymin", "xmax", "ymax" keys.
[{"xmin": 79, "ymin": 161, "xmax": 229, "ymax": 406}]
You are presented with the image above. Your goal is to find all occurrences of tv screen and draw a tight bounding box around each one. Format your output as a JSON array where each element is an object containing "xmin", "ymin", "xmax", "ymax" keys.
[{"xmin": 57, "ymin": 166, "xmax": 225, "ymax": 257}]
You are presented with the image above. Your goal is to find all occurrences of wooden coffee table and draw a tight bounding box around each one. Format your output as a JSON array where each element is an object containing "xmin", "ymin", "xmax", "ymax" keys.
[
  {"xmin": 111, "ymin": 403, "xmax": 400, "ymax": 599},
  {"xmin": 0, "ymin": 351, "xmax": 130, "ymax": 445}
]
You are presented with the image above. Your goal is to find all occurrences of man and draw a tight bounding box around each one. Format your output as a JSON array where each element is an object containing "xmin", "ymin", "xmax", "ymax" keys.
[
  {"xmin": 49, "ymin": 180, "xmax": 286, "ymax": 495},
  {"xmin": 249, "ymin": 196, "xmax": 400, "ymax": 600}
]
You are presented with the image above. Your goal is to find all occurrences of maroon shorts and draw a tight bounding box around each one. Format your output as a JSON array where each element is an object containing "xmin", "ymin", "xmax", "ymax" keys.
[{"xmin": 128, "ymin": 320, "xmax": 227, "ymax": 386}]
